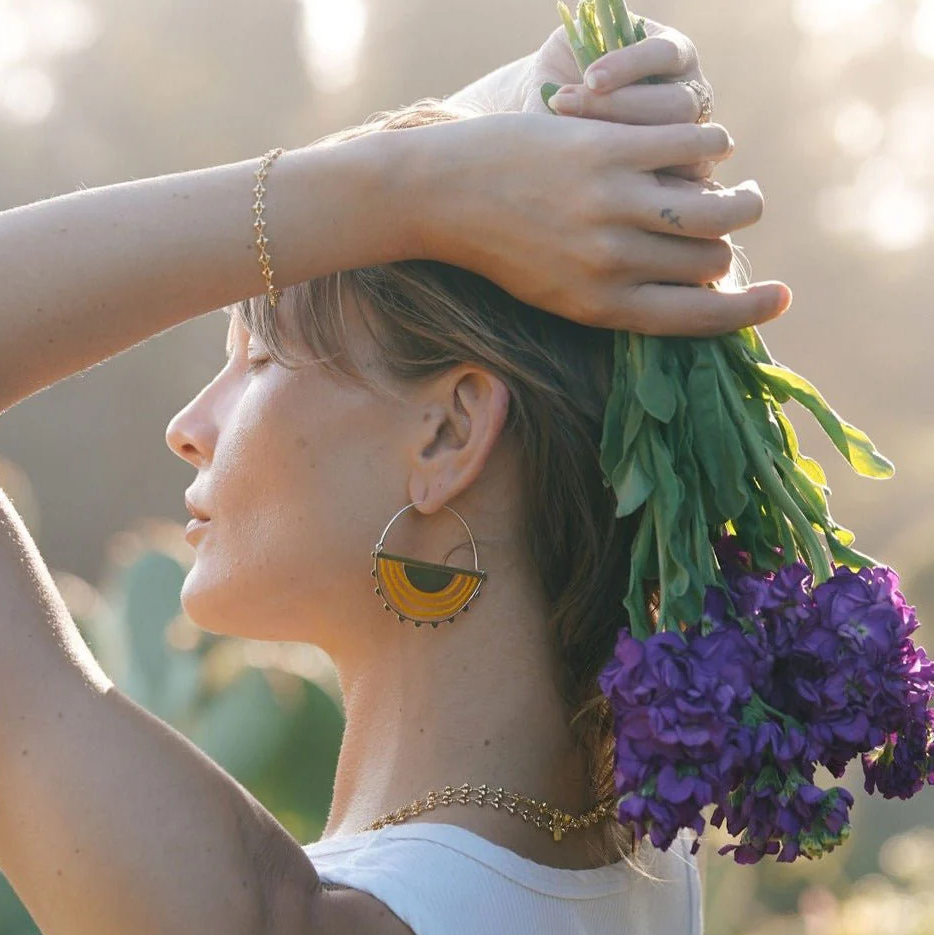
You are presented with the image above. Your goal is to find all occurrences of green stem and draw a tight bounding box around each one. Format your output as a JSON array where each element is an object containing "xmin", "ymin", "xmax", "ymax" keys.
[
  {"xmin": 609, "ymin": 0, "xmax": 638, "ymax": 45},
  {"xmin": 595, "ymin": 0, "xmax": 621, "ymax": 51},
  {"xmin": 710, "ymin": 345, "xmax": 832, "ymax": 581},
  {"xmin": 558, "ymin": 1, "xmax": 595, "ymax": 72}
]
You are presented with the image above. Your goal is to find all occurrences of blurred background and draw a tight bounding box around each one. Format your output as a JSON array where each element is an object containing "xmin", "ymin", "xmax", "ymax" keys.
[{"xmin": 0, "ymin": 0, "xmax": 932, "ymax": 931}]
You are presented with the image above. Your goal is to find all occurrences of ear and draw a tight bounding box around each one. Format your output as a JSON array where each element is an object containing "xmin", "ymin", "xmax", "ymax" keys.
[{"xmin": 407, "ymin": 366, "xmax": 510, "ymax": 514}]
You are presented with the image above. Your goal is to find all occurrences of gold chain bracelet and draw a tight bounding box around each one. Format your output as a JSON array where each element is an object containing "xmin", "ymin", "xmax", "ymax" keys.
[
  {"xmin": 253, "ymin": 147, "xmax": 285, "ymax": 308},
  {"xmin": 359, "ymin": 782, "xmax": 618, "ymax": 842}
]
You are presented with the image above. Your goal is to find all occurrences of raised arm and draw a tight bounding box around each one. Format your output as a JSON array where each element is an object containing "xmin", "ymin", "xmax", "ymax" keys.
[
  {"xmin": 0, "ymin": 119, "xmax": 785, "ymax": 417},
  {"xmin": 0, "ymin": 57, "xmax": 785, "ymax": 935},
  {"xmin": 0, "ymin": 135, "xmax": 416, "ymax": 414}
]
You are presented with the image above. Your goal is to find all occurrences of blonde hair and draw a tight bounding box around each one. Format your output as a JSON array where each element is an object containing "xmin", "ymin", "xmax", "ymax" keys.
[{"xmin": 237, "ymin": 100, "xmax": 673, "ymax": 864}]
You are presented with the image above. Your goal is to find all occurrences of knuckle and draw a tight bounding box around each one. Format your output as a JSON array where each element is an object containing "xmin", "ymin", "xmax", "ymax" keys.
[
  {"xmin": 646, "ymin": 35, "xmax": 682, "ymax": 71},
  {"xmin": 675, "ymin": 86, "xmax": 701, "ymax": 123},
  {"xmin": 705, "ymin": 197, "xmax": 738, "ymax": 236},
  {"xmin": 585, "ymin": 288, "xmax": 618, "ymax": 328},
  {"xmin": 700, "ymin": 124, "xmax": 732, "ymax": 157},
  {"xmin": 578, "ymin": 182, "xmax": 614, "ymax": 224},
  {"xmin": 747, "ymin": 189, "xmax": 765, "ymax": 223},
  {"xmin": 587, "ymin": 229, "xmax": 625, "ymax": 274},
  {"xmin": 707, "ymin": 240, "xmax": 736, "ymax": 280}
]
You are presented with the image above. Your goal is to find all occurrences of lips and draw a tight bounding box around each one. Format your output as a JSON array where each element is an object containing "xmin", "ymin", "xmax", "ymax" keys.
[{"xmin": 184, "ymin": 494, "xmax": 211, "ymax": 522}]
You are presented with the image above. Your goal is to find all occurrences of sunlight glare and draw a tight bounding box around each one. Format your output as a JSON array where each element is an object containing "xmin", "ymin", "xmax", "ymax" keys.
[
  {"xmin": 818, "ymin": 157, "xmax": 928, "ymax": 252},
  {"xmin": 298, "ymin": 0, "xmax": 368, "ymax": 94},
  {"xmin": 834, "ymin": 100, "xmax": 885, "ymax": 158},
  {"xmin": 0, "ymin": 6, "xmax": 28, "ymax": 66},
  {"xmin": 0, "ymin": 66, "xmax": 55, "ymax": 123},
  {"xmin": 912, "ymin": 0, "xmax": 934, "ymax": 58},
  {"xmin": 793, "ymin": 0, "xmax": 885, "ymax": 36},
  {"xmin": 29, "ymin": 0, "xmax": 100, "ymax": 55}
]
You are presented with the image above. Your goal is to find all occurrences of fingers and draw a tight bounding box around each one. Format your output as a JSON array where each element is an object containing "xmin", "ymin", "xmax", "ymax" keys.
[
  {"xmin": 618, "ymin": 282, "xmax": 793, "ymax": 337},
  {"xmin": 620, "ymin": 232, "xmax": 738, "ymax": 286},
  {"xmin": 635, "ymin": 179, "xmax": 765, "ymax": 239},
  {"xmin": 581, "ymin": 36, "xmax": 694, "ymax": 91},
  {"xmin": 550, "ymin": 81, "xmax": 708, "ymax": 125},
  {"xmin": 598, "ymin": 121, "xmax": 733, "ymax": 172}
]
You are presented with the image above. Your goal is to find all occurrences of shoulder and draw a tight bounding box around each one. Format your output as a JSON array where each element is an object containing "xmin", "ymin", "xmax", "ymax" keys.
[{"xmin": 304, "ymin": 884, "xmax": 416, "ymax": 935}]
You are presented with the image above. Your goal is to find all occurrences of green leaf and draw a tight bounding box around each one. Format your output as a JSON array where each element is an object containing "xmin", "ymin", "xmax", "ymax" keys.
[
  {"xmin": 687, "ymin": 353, "xmax": 748, "ymax": 519},
  {"xmin": 612, "ymin": 451, "xmax": 654, "ymax": 517},
  {"xmin": 620, "ymin": 395, "xmax": 645, "ymax": 461},
  {"xmin": 624, "ymin": 508, "xmax": 656, "ymax": 640},
  {"xmin": 541, "ymin": 81, "xmax": 562, "ymax": 112},
  {"xmin": 736, "ymin": 326, "xmax": 775, "ymax": 365},
  {"xmin": 744, "ymin": 397, "xmax": 784, "ymax": 455},
  {"xmin": 647, "ymin": 429, "xmax": 691, "ymax": 626},
  {"xmin": 773, "ymin": 406, "xmax": 799, "ymax": 462},
  {"xmin": 756, "ymin": 363, "xmax": 895, "ymax": 479},
  {"xmin": 826, "ymin": 529, "xmax": 880, "ymax": 571},
  {"xmin": 635, "ymin": 337, "xmax": 677, "ymax": 423},
  {"xmin": 599, "ymin": 331, "xmax": 629, "ymax": 477},
  {"xmin": 796, "ymin": 453, "xmax": 828, "ymax": 488}
]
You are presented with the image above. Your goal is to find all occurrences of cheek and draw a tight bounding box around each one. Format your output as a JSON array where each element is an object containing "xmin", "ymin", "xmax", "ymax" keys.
[{"xmin": 180, "ymin": 376, "xmax": 403, "ymax": 640}]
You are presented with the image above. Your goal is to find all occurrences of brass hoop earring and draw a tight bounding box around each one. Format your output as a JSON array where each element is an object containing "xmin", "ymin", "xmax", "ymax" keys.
[{"xmin": 370, "ymin": 503, "xmax": 487, "ymax": 628}]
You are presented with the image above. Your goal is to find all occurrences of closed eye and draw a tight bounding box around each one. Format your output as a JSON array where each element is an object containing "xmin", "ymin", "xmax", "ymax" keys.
[{"xmin": 245, "ymin": 355, "xmax": 271, "ymax": 373}]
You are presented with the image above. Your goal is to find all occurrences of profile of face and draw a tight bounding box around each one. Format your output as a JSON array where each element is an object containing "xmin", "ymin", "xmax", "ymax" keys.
[
  {"xmin": 164, "ymin": 294, "xmax": 410, "ymax": 651},
  {"xmin": 164, "ymin": 289, "xmax": 512, "ymax": 658}
]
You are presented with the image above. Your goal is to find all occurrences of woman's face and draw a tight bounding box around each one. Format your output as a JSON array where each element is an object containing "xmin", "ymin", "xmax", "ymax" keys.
[{"xmin": 165, "ymin": 298, "xmax": 410, "ymax": 647}]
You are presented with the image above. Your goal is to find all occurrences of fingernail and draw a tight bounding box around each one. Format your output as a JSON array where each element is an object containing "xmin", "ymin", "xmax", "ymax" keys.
[
  {"xmin": 584, "ymin": 69, "xmax": 607, "ymax": 91},
  {"xmin": 548, "ymin": 89, "xmax": 582, "ymax": 115},
  {"xmin": 739, "ymin": 179, "xmax": 762, "ymax": 196}
]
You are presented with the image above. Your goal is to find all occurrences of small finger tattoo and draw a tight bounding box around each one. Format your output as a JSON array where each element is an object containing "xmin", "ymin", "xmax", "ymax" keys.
[{"xmin": 660, "ymin": 208, "xmax": 684, "ymax": 229}]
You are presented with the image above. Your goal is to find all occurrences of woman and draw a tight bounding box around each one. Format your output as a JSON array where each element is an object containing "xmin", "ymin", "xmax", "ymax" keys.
[{"xmin": 0, "ymin": 15, "xmax": 790, "ymax": 935}]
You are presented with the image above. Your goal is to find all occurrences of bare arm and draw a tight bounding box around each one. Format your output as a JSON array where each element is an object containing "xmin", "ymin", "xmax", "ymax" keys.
[
  {"xmin": 0, "ymin": 67, "xmax": 782, "ymax": 935},
  {"xmin": 0, "ymin": 486, "xmax": 324, "ymax": 935},
  {"xmin": 0, "ymin": 134, "xmax": 415, "ymax": 415}
]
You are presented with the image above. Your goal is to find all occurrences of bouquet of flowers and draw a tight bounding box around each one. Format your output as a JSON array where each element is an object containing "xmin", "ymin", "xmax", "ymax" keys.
[{"xmin": 550, "ymin": 1, "xmax": 933, "ymax": 864}]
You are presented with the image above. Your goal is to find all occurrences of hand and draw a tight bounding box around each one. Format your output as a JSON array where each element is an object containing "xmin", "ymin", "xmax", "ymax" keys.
[
  {"xmin": 408, "ymin": 113, "xmax": 791, "ymax": 337},
  {"xmin": 520, "ymin": 19, "xmax": 717, "ymax": 179}
]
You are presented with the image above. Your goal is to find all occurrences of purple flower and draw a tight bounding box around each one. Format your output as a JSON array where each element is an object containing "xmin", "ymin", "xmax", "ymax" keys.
[
  {"xmin": 598, "ymin": 609, "xmax": 766, "ymax": 851},
  {"xmin": 762, "ymin": 564, "xmax": 934, "ymax": 776},
  {"xmin": 863, "ymin": 712, "xmax": 934, "ymax": 799},
  {"xmin": 714, "ymin": 771, "xmax": 854, "ymax": 864},
  {"xmin": 601, "ymin": 541, "xmax": 933, "ymax": 864}
]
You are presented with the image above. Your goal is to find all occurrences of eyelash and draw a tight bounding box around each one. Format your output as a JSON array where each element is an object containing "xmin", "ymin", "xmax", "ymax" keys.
[{"xmin": 245, "ymin": 356, "xmax": 270, "ymax": 373}]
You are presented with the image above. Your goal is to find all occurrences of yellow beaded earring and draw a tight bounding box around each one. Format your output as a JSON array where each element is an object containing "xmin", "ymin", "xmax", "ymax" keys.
[{"xmin": 371, "ymin": 503, "xmax": 487, "ymax": 628}]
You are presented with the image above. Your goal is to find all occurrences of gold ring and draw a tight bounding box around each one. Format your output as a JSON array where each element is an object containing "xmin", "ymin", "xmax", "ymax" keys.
[{"xmin": 684, "ymin": 79, "xmax": 713, "ymax": 124}]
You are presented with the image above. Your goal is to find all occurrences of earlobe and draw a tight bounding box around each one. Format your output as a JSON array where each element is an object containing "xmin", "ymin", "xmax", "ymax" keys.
[{"xmin": 406, "ymin": 369, "xmax": 510, "ymax": 514}]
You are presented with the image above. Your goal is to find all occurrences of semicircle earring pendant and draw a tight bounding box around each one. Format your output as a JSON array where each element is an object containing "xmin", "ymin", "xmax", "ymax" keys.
[{"xmin": 370, "ymin": 503, "xmax": 487, "ymax": 628}]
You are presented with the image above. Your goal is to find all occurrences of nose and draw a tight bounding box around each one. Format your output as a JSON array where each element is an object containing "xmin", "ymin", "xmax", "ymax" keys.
[{"xmin": 165, "ymin": 388, "xmax": 218, "ymax": 470}]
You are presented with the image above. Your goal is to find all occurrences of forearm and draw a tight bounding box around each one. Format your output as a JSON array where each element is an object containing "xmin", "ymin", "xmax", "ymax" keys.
[
  {"xmin": 0, "ymin": 487, "xmax": 317, "ymax": 935},
  {"xmin": 0, "ymin": 132, "xmax": 415, "ymax": 414}
]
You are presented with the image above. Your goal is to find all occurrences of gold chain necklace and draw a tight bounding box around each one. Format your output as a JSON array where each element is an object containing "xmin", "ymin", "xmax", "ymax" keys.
[{"xmin": 358, "ymin": 782, "xmax": 618, "ymax": 842}]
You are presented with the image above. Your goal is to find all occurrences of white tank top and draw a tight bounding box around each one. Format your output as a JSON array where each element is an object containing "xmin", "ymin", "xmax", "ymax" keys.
[{"xmin": 302, "ymin": 823, "xmax": 703, "ymax": 935}]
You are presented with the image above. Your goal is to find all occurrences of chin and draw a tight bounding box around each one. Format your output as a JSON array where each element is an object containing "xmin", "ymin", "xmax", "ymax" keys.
[{"xmin": 179, "ymin": 568, "xmax": 310, "ymax": 643}]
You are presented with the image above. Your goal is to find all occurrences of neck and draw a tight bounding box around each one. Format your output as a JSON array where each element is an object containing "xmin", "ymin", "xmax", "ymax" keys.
[{"xmin": 319, "ymin": 581, "xmax": 620, "ymax": 869}]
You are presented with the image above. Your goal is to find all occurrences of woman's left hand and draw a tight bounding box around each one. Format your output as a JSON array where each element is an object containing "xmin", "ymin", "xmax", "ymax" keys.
[{"xmin": 519, "ymin": 19, "xmax": 716, "ymax": 179}]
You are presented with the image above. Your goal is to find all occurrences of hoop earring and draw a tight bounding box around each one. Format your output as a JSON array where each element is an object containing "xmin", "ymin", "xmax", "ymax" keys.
[{"xmin": 371, "ymin": 502, "xmax": 487, "ymax": 628}]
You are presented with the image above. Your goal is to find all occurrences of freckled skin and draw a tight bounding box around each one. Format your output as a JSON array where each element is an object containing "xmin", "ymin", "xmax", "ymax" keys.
[
  {"xmin": 165, "ymin": 293, "xmax": 609, "ymax": 867},
  {"xmin": 166, "ymin": 305, "xmax": 411, "ymax": 650}
]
